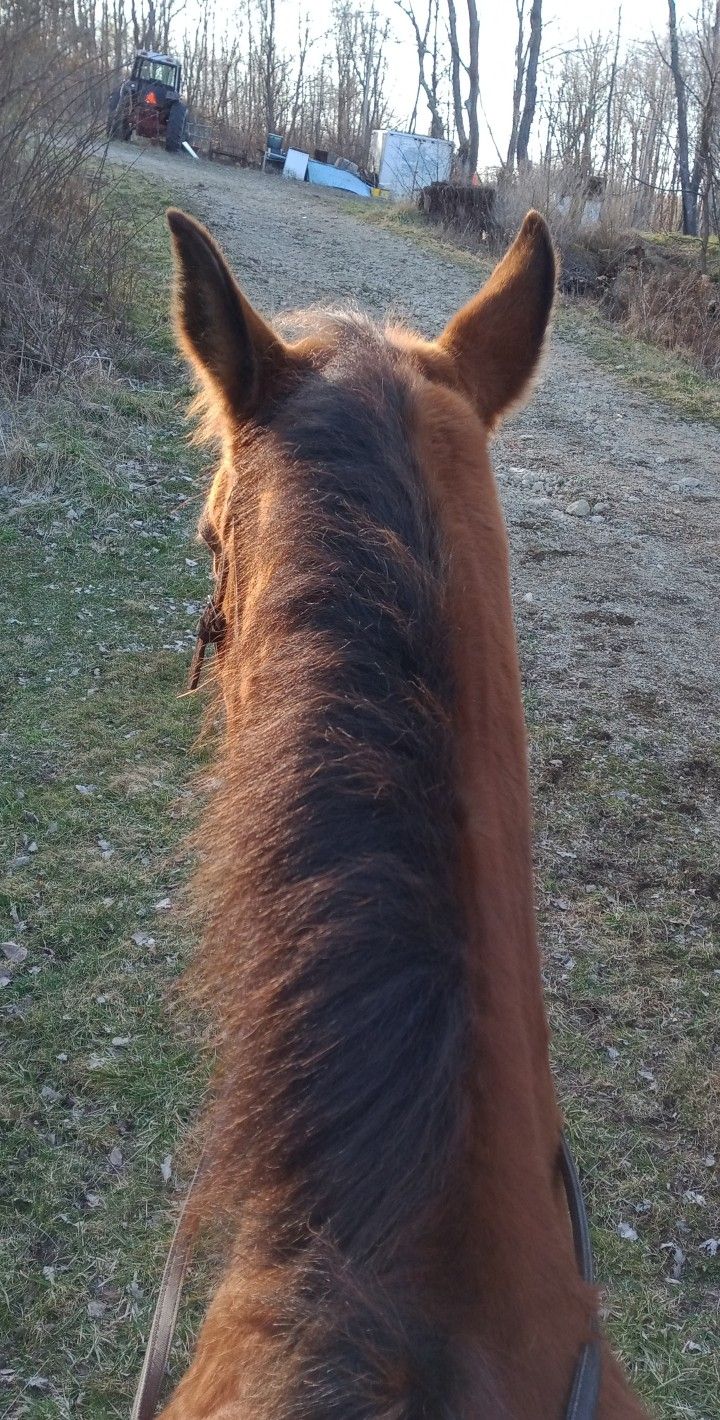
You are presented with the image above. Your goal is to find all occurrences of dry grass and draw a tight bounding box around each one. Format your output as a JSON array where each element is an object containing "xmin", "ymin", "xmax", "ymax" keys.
[
  {"xmin": 608, "ymin": 266, "xmax": 720, "ymax": 377},
  {"xmin": 488, "ymin": 170, "xmax": 720, "ymax": 379},
  {"xmin": 490, "ymin": 162, "xmax": 678, "ymax": 249}
]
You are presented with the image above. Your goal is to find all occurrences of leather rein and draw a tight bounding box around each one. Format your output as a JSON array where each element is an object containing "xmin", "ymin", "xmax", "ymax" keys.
[
  {"xmin": 131, "ymin": 616, "xmax": 601, "ymax": 1419},
  {"xmin": 131, "ymin": 1133, "xmax": 600, "ymax": 1420}
]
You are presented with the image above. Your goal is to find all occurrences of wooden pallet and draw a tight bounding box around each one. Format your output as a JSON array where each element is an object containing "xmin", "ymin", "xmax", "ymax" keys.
[{"xmin": 208, "ymin": 146, "xmax": 249, "ymax": 166}]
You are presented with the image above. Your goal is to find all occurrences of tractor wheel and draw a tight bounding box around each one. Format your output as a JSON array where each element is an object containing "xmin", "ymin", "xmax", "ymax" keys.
[
  {"xmin": 165, "ymin": 101, "xmax": 187, "ymax": 153},
  {"xmin": 107, "ymin": 92, "xmax": 132, "ymax": 141},
  {"xmin": 106, "ymin": 91, "xmax": 121, "ymax": 139}
]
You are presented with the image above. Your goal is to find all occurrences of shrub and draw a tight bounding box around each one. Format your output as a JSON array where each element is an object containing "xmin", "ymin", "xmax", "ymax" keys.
[
  {"xmin": 0, "ymin": 21, "xmax": 137, "ymax": 398},
  {"xmin": 419, "ymin": 182, "xmax": 496, "ymax": 240}
]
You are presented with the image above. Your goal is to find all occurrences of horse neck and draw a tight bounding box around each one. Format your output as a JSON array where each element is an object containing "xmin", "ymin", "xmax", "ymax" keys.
[
  {"xmin": 184, "ymin": 384, "xmax": 596, "ymax": 1417},
  {"xmin": 416, "ymin": 386, "xmax": 558, "ymax": 1145},
  {"xmin": 407, "ymin": 394, "xmax": 605, "ymax": 1409}
]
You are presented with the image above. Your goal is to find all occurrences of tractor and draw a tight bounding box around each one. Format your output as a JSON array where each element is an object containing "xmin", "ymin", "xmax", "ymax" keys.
[{"xmin": 107, "ymin": 51, "xmax": 188, "ymax": 153}]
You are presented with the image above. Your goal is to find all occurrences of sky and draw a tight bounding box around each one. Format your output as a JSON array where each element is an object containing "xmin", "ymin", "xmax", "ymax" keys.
[
  {"xmin": 181, "ymin": 0, "xmax": 697, "ymax": 166},
  {"xmin": 377, "ymin": 0, "xmax": 696, "ymax": 165}
]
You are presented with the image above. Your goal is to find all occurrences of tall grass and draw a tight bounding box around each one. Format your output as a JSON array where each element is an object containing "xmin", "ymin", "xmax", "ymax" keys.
[
  {"xmin": 0, "ymin": 19, "xmax": 138, "ymax": 399},
  {"xmin": 611, "ymin": 265, "xmax": 720, "ymax": 376},
  {"xmin": 490, "ymin": 162, "xmax": 681, "ymax": 248}
]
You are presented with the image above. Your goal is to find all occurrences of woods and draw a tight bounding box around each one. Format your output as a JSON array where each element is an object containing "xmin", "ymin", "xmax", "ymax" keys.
[
  {"xmin": 2, "ymin": 0, "xmax": 719, "ymax": 234},
  {"xmin": 534, "ymin": 1, "xmax": 720, "ymax": 239},
  {"xmin": 1, "ymin": 0, "xmax": 720, "ymax": 408}
]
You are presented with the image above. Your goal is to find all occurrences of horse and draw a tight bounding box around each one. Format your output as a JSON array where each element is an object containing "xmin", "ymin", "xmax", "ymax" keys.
[{"xmin": 152, "ymin": 206, "xmax": 651, "ymax": 1419}]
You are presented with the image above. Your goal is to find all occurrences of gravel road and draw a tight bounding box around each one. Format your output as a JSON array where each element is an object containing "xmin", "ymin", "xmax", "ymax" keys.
[{"xmin": 119, "ymin": 150, "xmax": 720, "ymax": 744}]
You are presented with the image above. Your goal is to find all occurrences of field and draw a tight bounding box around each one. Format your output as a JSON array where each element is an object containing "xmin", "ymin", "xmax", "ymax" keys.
[{"xmin": 1, "ymin": 156, "xmax": 719, "ymax": 1418}]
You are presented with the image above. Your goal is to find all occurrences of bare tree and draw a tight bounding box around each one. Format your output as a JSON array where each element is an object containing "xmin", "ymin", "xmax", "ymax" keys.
[
  {"xmin": 446, "ymin": 0, "xmax": 468, "ymax": 168},
  {"xmin": 446, "ymin": 0, "xmax": 479, "ymax": 179},
  {"xmin": 396, "ymin": 0, "xmax": 445, "ymax": 137},
  {"xmin": 515, "ymin": 0, "xmax": 542, "ymax": 163},
  {"xmin": 465, "ymin": 0, "xmax": 479, "ymax": 175},
  {"xmin": 668, "ymin": 0, "xmax": 696, "ymax": 233},
  {"xmin": 257, "ymin": 0, "xmax": 285, "ymax": 135},
  {"xmin": 506, "ymin": 0, "xmax": 527, "ymax": 170},
  {"xmin": 285, "ymin": 12, "xmax": 313, "ymax": 147},
  {"xmin": 690, "ymin": 0, "xmax": 720, "ymax": 258},
  {"xmin": 352, "ymin": 6, "xmax": 393, "ymax": 156},
  {"xmin": 603, "ymin": 5, "xmax": 622, "ymax": 178}
]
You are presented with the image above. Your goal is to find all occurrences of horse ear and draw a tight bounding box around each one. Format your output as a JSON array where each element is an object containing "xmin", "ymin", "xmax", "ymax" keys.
[
  {"xmin": 438, "ymin": 211, "xmax": 556, "ymax": 429},
  {"xmin": 167, "ymin": 208, "xmax": 296, "ymax": 420}
]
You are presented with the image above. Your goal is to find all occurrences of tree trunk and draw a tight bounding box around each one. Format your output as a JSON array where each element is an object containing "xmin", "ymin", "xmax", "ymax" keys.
[
  {"xmin": 447, "ymin": 0, "xmax": 468, "ymax": 174},
  {"xmin": 516, "ymin": 0, "xmax": 541, "ymax": 163},
  {"xmin": 699, "ymin": 178, "xmax": 710, "ymax": 273},
  {"xmin": 465, "ymin": 0, "xmax": 480, "ymax": 178},
  {"xmin": 430, "ymin": 0, "xmax": 443, "ymax": 137},
  {"xmin": 505, "ymin": 0, "xmax": 525, "ymax": 171},
  {"xmin": 603, "ymin": 5, "xmax": 622, "ymax": 179},
  {"xmin": 690, "ymin": 0, "xmax": 720, "ymax": 225},
  {"xmin": 668, "ymin": 0, "xmax": 697, "ymax": 235},
  {"xmin": 396, "ymin": 0, "xmax": 445, "ymax": 139}
]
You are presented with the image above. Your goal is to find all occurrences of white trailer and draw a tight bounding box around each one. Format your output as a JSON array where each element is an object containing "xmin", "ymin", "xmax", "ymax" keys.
[{"xmin": 369, "ymin": 129, "xmax": 453, "ymax": 200}]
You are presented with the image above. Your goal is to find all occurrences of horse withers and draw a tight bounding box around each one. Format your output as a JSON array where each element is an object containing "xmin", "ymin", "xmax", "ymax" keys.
[{"xmin": 151, "ymin": 207, "xmax": 651, "ymax": 1419}]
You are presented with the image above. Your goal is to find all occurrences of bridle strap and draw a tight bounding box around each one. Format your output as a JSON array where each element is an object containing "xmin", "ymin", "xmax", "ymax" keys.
[
  {"xmin": 560, "ymin": 1136, "xmax": 594, "ymax": 1288},
  {"xmin": 564, "ymin": 1339, "xmax": 602, "ymax": 1420},
  {"xmin": 131, "ymin": 1135, "xmax": 601, "ymax": 1419}
]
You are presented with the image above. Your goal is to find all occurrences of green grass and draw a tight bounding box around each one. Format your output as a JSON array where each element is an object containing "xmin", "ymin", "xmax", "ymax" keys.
[
  {"xmin": 556, "ymin": 301, "xmax": 720, "ymax": 425},
  {"xmin": 0, "ymin": 174, "xmax": 209, "ymax": 1418},
  {"xmin": 1, "ymin": 170, "xmax": 718, "ymax": 1418},
  {"xmin": 527, "ymin": 712, "xmax": 720, "ymax": 1416},
  {"xmin": 641, "ymin": 230, "xmax": 720, "ymax": 281}
]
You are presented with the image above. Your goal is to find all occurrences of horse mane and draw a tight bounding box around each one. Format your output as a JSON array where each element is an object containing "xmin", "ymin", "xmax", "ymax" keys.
[{"xmin": 185, "ymin": 315, "xmax": 480, "ymax": 1415}]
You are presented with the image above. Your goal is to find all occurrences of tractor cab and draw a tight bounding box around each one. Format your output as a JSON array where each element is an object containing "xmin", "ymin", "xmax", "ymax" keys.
[{"xmin": 131, "ymin": 52, "xmax": 182, "ymax": 101}]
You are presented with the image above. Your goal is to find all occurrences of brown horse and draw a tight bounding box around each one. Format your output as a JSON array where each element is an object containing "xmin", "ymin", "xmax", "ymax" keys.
[{"xmin": 157, "ymin": 207, "xmax": 651, "ymax": 1420}]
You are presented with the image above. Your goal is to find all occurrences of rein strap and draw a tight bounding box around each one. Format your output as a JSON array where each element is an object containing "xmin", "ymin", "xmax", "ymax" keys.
[
  {"xmin": 130, "ymin": 1166, "xmax": 200, "ymax": 1420},
  {"xmin": 131, "ymin": 1136, "xmax": 601, "ymax": 1419},
  {"xmin": 560, "ymin": 1136, "xmax": 602, "ymax": 1419}
]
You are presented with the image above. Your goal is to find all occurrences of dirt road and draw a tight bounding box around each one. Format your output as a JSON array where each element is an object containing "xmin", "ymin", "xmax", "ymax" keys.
[
  {"xmin": 128, "ymin": 151, "xmax": 720, "ymax": 735},
  {"xmin": 112, "ymin": 149, "xmax": 719, "ymax": 1411}
]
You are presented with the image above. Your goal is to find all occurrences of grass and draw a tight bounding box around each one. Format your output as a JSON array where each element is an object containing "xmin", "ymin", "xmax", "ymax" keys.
[
  {"xmin": 526, "ymin": 710, "xmax": 720, "ymax": 1416},
  {"xmin": 557, "ymin": 301, "xmax": 720, "ymax": 425},
  {"xmin": 0, "ymin": 173, "xmax": 209, "ymax": 1418},
  {"xmin": 1, "ymin": 169, "xmax": 718, "ymax": 1418},
  {"xmin": 642, "ymin": 230, "xmax": 720, "ymax": 281},
  {"xmin": 351, "ymin": 200, "xmax": 720, "ymax": 425}
]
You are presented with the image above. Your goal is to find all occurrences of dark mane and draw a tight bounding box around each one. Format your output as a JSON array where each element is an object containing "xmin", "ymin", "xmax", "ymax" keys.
[{"xmin": 188, "ymin": 316, "xmax": 474, "ymax": 1414}]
